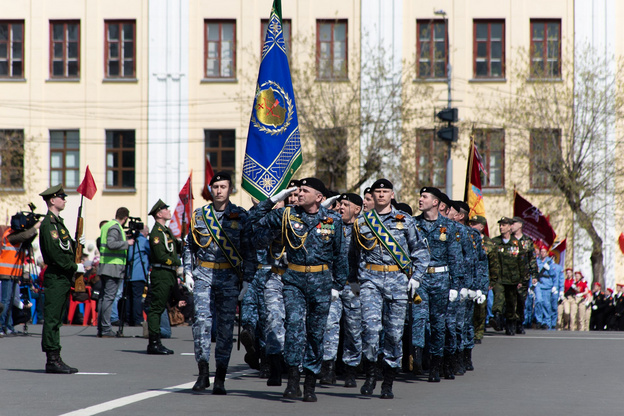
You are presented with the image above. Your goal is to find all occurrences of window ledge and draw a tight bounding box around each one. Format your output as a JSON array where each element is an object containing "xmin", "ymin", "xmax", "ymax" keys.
[
  {"xmin": 0, "ymin": 187, "xmax": 25, "ymax": 193},
  {"xmin": 201, "ymin": 78, "xmax": 238, "ymax": 84},
  {"xmin": 315, "ymin": 78, "xmax": 350, "ymax": 83},
  {"xmin": 413, "ymin": 78, "xmax": 448, "ymax": 83},
  {"xmin": 527, "ymin": 78, "xmax": 563, "ymax": 83},
  {"xmin": 482, "ymin": 188, "xmax": 506, "ymax": 195},
  {"xmin": 103, "ymin": 78, "xmax": 138, "ymax": 83},
  {"xmin": 46, "ymin": 78, "xmax": 80, "ymax": 82},
  {"xmin": 469, "ymin": 78, "xmax": 507, "ymax": 83},
  {"xmin": 102, "ymin": 188, "xmax": 137, "ymax": 194},
  {"xmin": 0, "ymin": 78, "xmax": 27, "ymax": 82},
  {"xmin": 526, "ymin": 188, "xmax": 555, "ymax": 194}
]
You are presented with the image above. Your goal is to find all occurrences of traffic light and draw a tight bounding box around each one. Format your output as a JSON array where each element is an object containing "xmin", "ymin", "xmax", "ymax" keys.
[{"xmin": 436, "ymin": 108, "xmax": 458, "ymax": 142}]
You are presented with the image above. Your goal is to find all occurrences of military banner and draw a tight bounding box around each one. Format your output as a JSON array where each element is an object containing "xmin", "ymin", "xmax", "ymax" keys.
[
  {"xmin": 464, "ymin": 137, "xmax": 488, "ymax": 234},
  {"xmin": 513, "ymin": 191, "xmax": 556, "ymax": 246},
  {"xmin": 242, "ymin": 0, "xmax": 301, "ymax": 201},
  {"xmin": 170, "ymin": 172, "xmax": 193, "ymax": 238}
]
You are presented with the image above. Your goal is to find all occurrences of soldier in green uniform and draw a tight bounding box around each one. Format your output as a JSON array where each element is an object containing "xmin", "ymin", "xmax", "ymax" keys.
[
  {"xmin": 39, "ymin": 184, "xmax": 86, "ymax": 374},
  {"xmin": 146, "ymin": 199, "xmax": 180, "ymax": 355},
  {"xmin": 490, "ymin": 217, "xmax": 527, "ymax": 335},
  {"xmin": 511, "ymin": 216, "xmax": 537, "ymax": 334}
]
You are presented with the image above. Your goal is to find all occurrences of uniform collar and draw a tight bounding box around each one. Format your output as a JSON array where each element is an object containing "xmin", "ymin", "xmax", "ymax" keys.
[{"xmin": 47, "ymin": 211, "xmax": 63, "ymax": 224}]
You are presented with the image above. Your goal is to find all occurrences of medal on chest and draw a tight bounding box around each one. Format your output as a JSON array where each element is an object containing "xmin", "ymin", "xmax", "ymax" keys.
[{"xmin": 439, "ymin": 226, "xmax": 447, "ymax": 241}]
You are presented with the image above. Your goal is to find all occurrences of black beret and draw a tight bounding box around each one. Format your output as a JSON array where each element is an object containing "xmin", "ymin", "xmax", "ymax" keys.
[
  {"xmin": 370, "ymin": 178, "xmax": 393, "ymax": 191},
  {"xmin": 288, "ymin": 179, "xmax": 301, "ymax": 188},
  {"xmin": 453, "ymin": 200, "xmax": 470, "ymax": 213},
  {"xmin": 438, "ymin": 192, "xmax": 452, "ymax": 208},
  {"xmin": 324, "ymin": 188, "xmax": 339, "ymax": 198},
  {"xmin": 420, "ymin": 186, "xmax": 442, "ymax": 200},
  {"xmin": 210, "ymin": 171, "xmax": 232, "ymax": 186},
  {"xmin": 299, "ymin": 177, "xmax": 326, "ymax": 194},
  {"xmin": 339, "ymin": 193, "xmax": 363, "ymax": 207},
  {"xmin": 395, "ymin": 202, "xmax": 413, "ymax": 216},
  {"xmin": 363, "ymin": 187, "xmax": 372, "ymax": 195}
]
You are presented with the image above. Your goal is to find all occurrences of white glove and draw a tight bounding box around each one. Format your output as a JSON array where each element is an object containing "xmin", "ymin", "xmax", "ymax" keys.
[
  {"xmin": 270, "ymin": 187, "xmax": 298, "ymax": 204},
  {"xmin": 476, "ymin": 289, "xmax": 483, "ymax": 299},
  {"xmin": 459, "ymin": 288, "xmax": 469, "ymax": 301},
  {"xmin": 331, "ymin": 289, "xmax": 340, "ymax": 302},
  {"xmin": 543, "ymin": 263, "xmax": 550, "ymax": 271},
  {"xmin": 408, "ymin": 279, "xmax": 420, "ymax": 299},
  {"xmin": 449, "ymin": 289, "xmax": 458, "ymax": 302},
  {"xmin": 76, "ymin": 263, "xmax": 85, "ymax": 274},
  {"xmin": 558, "ymin": 294, "xmax": 564, "ymax": 302},
  {"xmin": 350, "ymin": 282, "xmax": 361, "ymax": 296},
  {"xmin": 476, "ymin": 294, "xmax": 486, "ymax": 304},
  {"xmin": 559, "ymin": 291, "xmax": 564, "ymax": 298},
  {"xmin": 79, "ymin": 235, "xmax": 86, "ymax": 246},
  {"xmin": 467, "ymin": 289, "xmax": 477, "ymax": 300},
  {"xmin": 238, "ymin": 281, "xmax": 249, "ymax": 301},
  {"xmin": 184, "ymin": 272, "xmax": 194, "ymax": 292},
  {"xmin": 322, "ymin": 194, "xmax": 341, "ymax": 209},
  {"xmin": 551, "ymin": 286, "xmax": 557, "ymax": 294}
]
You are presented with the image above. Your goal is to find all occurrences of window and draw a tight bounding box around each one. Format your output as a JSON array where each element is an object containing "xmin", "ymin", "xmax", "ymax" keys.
[
  {"xmin": 530, "ymin": 129, "xmax": 561, "ymax": 189},
  {"xmin": 473, "ymin": 20, "xmax": 504, "ymax": 78},
  {"xmin": 50, "ymin": 130, "xmax": 80, "ymax": 189},
  {"xmin": 106, "ymin": 130, "xmax": 135, "ymax": 189},
  {"xmin": 415, "ymin": 129, "xmax": 447, "ymax": 189},
  {"xmin": 417, "ymin": 19, "xmax": 447, "ymax": 79},
  {"xmin": 530, "ymin": 19, "xmax": 561, "ymax": 78},
  {"xmin": 0, "ymin": 129, "xmax": 24, "ymax": 189},
  {"xmin": 315, "ymin": 128, "xmax": 348, "ymax": 191},
  {"xmin": 474, "ymin": 129, "xmax": 504, "ymax": 188},
  {"xmin": 0, "ymin": 21, "xmax": 24, "ymax": 78},
  {"xmin": 317, "ymin": 20, "xmax": 347, "ymax": 80},
  {"xmin": 205, "ymin": 129, "xmax": 235, "ymax": 175},
  {"xmin": 261, "ymin": 18, "xmax": 291, "ymax": 59},
  {"xmin": 105, "ymin": 20, "xmax": 135, "ymax": 79},
  {"xmin": 50, "ymin": 21, "xmax": 80, "ymax": 78},
  {"xmin": 204, "ymin": 20, "xmax": 236, "ymax": 78}
]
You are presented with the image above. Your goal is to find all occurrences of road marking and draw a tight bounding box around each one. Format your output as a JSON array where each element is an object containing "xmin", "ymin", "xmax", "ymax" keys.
[
  {"xmin": 180, "ymin": 353, "xmax": 194, "ymax": 356},
  {"xmin": 76, "ymin": 372, "xmax": 116, "ymax": 375},
  {"xmin": 490, "ymin": 336, "xmax": 624, "ymax": 340}
]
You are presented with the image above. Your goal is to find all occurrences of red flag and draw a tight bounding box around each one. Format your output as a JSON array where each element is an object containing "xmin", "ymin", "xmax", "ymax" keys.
[
  {"xmin": 618, "ymin": 233, "xmax": 624, "ymax": 255},
  {"xmin": 170, "ymin": 173, "xmax": 193, "ymax": 238},
  {"xmin": 464, "ymin": 140, "xmax": 489, "ymax": 236},
  {"xmin": 513, "ymin": 191, "xmax": 557, "ymax": 246},
  {"xmin": 201, "ymin": 156, "xmax": 214, "ymax": 201},
  {"xmin": 76, "ymin": 165, "xmax": 97, "ymax": 200}
]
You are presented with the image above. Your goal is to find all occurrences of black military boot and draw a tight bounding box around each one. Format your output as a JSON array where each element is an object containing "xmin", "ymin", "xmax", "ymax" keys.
[
  {"xmin": 343, "ymin": 365, "xmax": 357, "ymax": 388},
  {"xmin": 443, "ymin": 353, "xmax": 455, "ymax": 380},
  {"xmin": 191, "ymin": 360, "xmax": 210, "ymax": 392},
  {"xmin": 45, "ymin": 351, "xmax": 78, "ymax": 374},
  {"xmin": 516, "ymin": 321, "xmax": 526, "ymax": 334},
  {"xmin": 212, "ymin": 365, "xmax": 227, "ymax": 395},
  {"xmin": 376, "ymin": 356, "xmax": 384, "ymax": 381},
  {"xmin": 505, "ymin": 320, "xmax": 516, "ymax": 336},
  {"xmin": 464, "ymin": 349, "xmax": 474, "ymax": 371},
  {"xmin": 259, "ymin": 351, "xmax": 270, "ymax": 378},
  {"xmin": 319, "ymin": 360, "xmax": 336, "ymax": 385},
  {"xmin": 412, "ymin": 346, "xmax": 424, "ymax": 375},
  {"xmin": 454, "ymin": 350, "xmax": 465, "ymax": 376},
  {"xmin": 302, "ymin": 369, "xmax": 317, "ymax": 402},
  {"xmin": 240, "ymin": 325, "xmax": 259, "ymax": 370},
  {"xmin": 360, "ymin": 358, "xmax": 377, "ymax": 395},
  {"xmin": 283, "ymin": 366, "xmax": 302, "ymax": 398},
  {"xmin": 428, "ymin": 355, "xmax": 441, "ymax": 383},
  {"xmin": 267, "ymin": 354, "xmax": 282, "ymax": 386},
  {"xmin": 491, "ymin": 312, "xmax": 503, "ymax": 332},
  {"xmin": 380, "ymin": 364, "xmax": 397, "ymax": 399},
  {"xmin": 147, "ymin": 333, "xmax": 173, "ymax": 355}
]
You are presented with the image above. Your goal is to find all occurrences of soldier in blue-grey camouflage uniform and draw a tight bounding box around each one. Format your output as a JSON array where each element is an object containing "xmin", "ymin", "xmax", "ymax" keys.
[
  {"xmin": 412, "ymin": 187, "xmax": 464, "ymax": 383},
  {"xmin": 469, "ymin": 215, "xmax": 496, "ymax": 345},
  {"xmin": 320, "ymin": 193, "xmax": 363, "ymax": 388},
  {"xmin": 253, "ymin": 177, "xmax": 346, "ymax": 403},
  {"xmin": 183, "ymin": 172, "xmax": 254, "ymax": 395},
  {"xmin": 349, "ymin": 179, "xmax": 429, "ymax": 399}
]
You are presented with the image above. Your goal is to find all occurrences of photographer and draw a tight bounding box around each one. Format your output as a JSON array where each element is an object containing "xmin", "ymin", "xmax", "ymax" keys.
[
  {"xmin": 126, "ymin": 225, "xmax": 150, "ymax": 326},
  {"xmin": 97, "ymin": 207, "xmax": 134, "ymax": 338},
  {"xmin": 0, "ymin": 211, "xmax": 41, "ymax": 336}
]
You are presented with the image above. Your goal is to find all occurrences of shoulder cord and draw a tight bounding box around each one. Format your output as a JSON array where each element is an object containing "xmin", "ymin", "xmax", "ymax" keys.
[
  {"xmin": 160, "ymin": 228, "xmax": 174, "ymax": 253},
  {"xmin": 190, "ymin": 210, "xmax": 213, "ymax": 249},
  {"xmin": 282, "ymin": 207, "xmax": 307, "ymax": 250},
  {"xmin": 353, "ymin": 219, "xmax": 378, "ymax": 251},
  {"xmin": 54, "ymin": 223, "xmax": 72, "ymax": 251}
]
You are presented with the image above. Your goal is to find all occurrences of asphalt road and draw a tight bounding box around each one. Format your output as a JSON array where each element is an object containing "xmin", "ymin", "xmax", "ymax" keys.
[{"xmin": 2, "ymin": 324, "xmax": 623, "ymax": 416}]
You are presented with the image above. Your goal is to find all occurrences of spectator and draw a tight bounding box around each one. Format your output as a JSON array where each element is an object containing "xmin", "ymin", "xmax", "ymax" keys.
[
  {"xmin": 589, "ymin": 282, "xmax": 608, "ymax": 330},
  {"xmin": 126, "ymin": 226, "xmax": 150, "ymax": 326}
]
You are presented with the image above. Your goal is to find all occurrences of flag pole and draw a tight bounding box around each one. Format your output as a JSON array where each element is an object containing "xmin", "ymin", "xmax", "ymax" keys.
[{"xmin": 464, "ymin": 125, "xmax": 475, "ymax": 202}]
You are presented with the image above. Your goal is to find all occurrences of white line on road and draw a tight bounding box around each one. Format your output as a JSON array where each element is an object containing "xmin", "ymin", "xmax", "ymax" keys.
[
  {"xmin": 76, "ymin": 372, "xmax": 116, "ymax": 375},
  {"xmin": 180, "ymin": 353, "xmax": 194, "ymax": 355}
]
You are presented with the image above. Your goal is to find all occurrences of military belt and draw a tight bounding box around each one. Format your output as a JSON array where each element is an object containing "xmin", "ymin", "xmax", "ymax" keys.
[
  {"xmin": 199, "ymin": 261, "xmax": 233, "ymax": 270},
  {"xmin": 257, "ymin": 264, "xmax": 273, "ymax": 270},
  {"xmin": 365, "ymin": 264, "xmax": 400, "ymax": 272},
  {"xmin": 426, "ymin": 266, "xmax": 448, "ymax": 274},
  {"xmin": 288, "ymin": 263, "xmax": 328, "ymax": 273},
  {"xmin": 152, "ymin": 263, "xmax": 177, "ymax": 271},
  {"xmin": 270, "ymin": 266, "xmax": 287, "ymax": 276}
]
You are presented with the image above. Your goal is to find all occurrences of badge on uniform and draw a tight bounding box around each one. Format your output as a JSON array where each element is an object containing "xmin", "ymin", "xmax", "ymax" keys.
[
  {"xmin": 153, "ymin": 237, "xmax": 160, "ymax": 244},
  {"xmin": 231, "ymin": 221, "xmax": 239, "ymax": 229},
  {"xmin": 61, "ymin": 229, "xmax": 66, "ymax": 235},
  {"xmin": 397, "ymin": 223, "xmax": 404, "ymax": 230},
  {"xmin": 51, "ymin": 230, "xmax": 59, "ymax": 239},
  {"xmin": 439, "ymin": 226, "xmax": 447, "ymax": 241}
]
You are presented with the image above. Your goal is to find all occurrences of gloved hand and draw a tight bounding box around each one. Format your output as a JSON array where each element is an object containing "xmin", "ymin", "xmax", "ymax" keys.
[
  {"xmin": 551, "ymin": 286, "xmax": 557, "ymax": 294},
  {"xmin": 321, "ymin": 194, "xmax": 341, "ymax": 209},
  {"xmin": 467, "ymin": 289, "xmax": 477, "ymax": 300},
  {"xmin": 331, "ymin": 289, "xmax": 340, "ymax": 302},
  {"xmin": 475, "ymin": 289, "xmax": 483, "ymax": 299},
  {"xmin": 184, "ymin": 272, "xmax": 194, "ymax": 292},
  {"xmin": 476, "ymin": 294, "xmax": 487, "ymax": 304},
  {"xmin": 350, "ymin": 282, "xmax": 361, "ymax": 296},
  {"xmin": 592, "ymin": 305, "xmax": 598, "ymax": 310},
  {"xmin": 79, "ymin": 235, "xmax": 86, "ymax": 246},
  {"xmin": 449, "ymin": 289, "xmax": 458, "ymax": 302},
  {"xmin": 459, "ymin": 288, "xmax": 469, "ymax": 301},
  {"xmin": 408, "ymin": 279, "xmax": 420, "ymax": 299},
  {"xmin": 559, "ymin": 290, "xmax": 564, "ymax": 299},
  {"xmin": 270, "ymin": 187, "xmax": 298, "ymax": 204},
  {"xmin": 238, "ymin": 281, "xmax": 249, "ymax": 301},
  {"xmin": 543, "ymin": 262, "xmax": 550, "ymax": 271},
  {"xmin": 76, "ymin": 263, "xmax": 85, "ymax": 274}
]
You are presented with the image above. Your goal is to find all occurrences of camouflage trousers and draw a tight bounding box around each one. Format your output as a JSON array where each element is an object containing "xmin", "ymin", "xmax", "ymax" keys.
[
  {"xmin": 241, "ymin": 268, "xmax": 269, "ymax": 349},
  {"xmin": 264, "ymin": 271, "xmax": 286, "ymax": 355},
  {"xmin": 412, "ymin": 272, "xmax": 450, "ymax": 357},
  {"xmin": 444, "ymin": 297, "xmax": 459, "ymax": 355},
  {"xmin": 192, "ymin": 270, "xmax": 239, "ymax": 367},
  {"xmin": 360, "ymin": 270, "xmax": 408, "ymax": 369},
  {"xmin": 463, "ymin": 299, "xmax": 476, "ymax": 350},
  {"xmin": 282, "ymin": 270, "xmax": 332, "ymax": 375},
  {"xmin": 473, "ymin": 302, "xmax": 487, "ymax": 341},
  {"xmin": 322, "ymin": 283, "xmax": 362, "ymax": 366}
]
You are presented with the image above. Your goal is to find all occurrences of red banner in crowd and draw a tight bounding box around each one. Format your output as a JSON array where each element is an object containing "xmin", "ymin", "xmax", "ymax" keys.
[
  {"xmin": 170, "ymin": 172, "xmax": 193, "ymax": 238},
  {"xmin": 76, "ymin": 165, "xmax": 97, "ymax": 200},
  {"xmin": 201, "ymin": 156, "xmax": 214, "ymax": 201},
  {"xmin": 513, "ymin": 191, "xmax": 556, "ymax": 246}
]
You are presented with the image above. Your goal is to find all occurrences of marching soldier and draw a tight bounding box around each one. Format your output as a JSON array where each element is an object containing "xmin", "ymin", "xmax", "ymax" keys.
[
  {"xmin": 39, "ymin": 184, "xmax": 85, "ymax": 374},
  {"xmin": 511, "ymin": 217, "xmax": 538, "ymax": 334}
]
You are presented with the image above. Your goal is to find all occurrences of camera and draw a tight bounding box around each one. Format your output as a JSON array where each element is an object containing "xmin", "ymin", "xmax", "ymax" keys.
[
  {"xmin": 11, "ymin": 202, "xmax": 44, "ymax": 232},
  {"xmin": 125, "ymin": 216, "xmax": 144, "ymax": 239}
]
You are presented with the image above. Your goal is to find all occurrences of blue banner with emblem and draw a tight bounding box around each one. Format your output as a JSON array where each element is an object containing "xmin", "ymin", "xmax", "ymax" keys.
[{"xmin": 242, "ymin": 0, "xmax": 301, "ymax": 201}]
